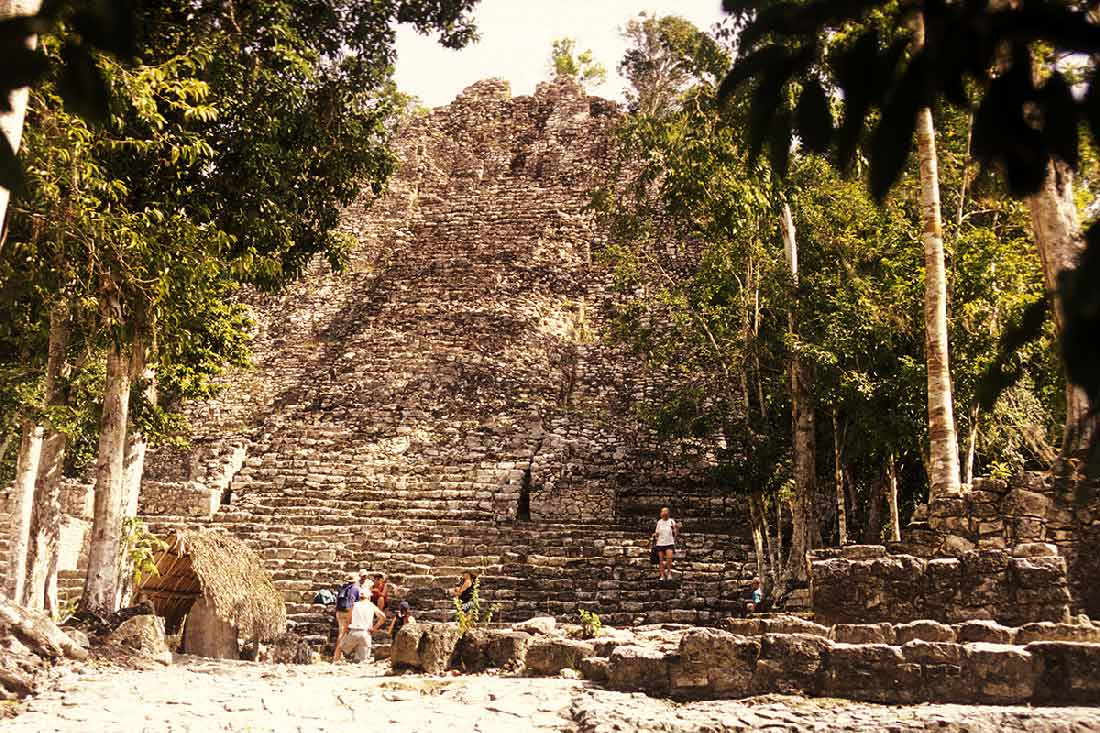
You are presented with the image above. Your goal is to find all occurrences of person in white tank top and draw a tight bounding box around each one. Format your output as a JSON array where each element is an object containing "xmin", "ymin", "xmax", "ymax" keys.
[{"xmin": 652, "ymin": 506, "xmax": 679, "ymax": 580}]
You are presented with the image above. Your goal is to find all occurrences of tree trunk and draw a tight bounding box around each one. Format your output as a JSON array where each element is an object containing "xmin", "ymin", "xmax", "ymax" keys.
[
  {"xmin": 886, "ymin": 455, "xmax": 901, "ymax": 543},
  {"xmin": 781, "ymin": 203, "xmax": 816, "ymax": 577},
  {"xmin": 747, "ymin": 493, "xmax": 767, "ymax": 588},
  {"xmin": 832, "ymin": 409, "xmax": 848, "ymax": 546},
  {"xmin": 23, "ymin": 302, "xmax": 71, "ymax": 614},
  {"xmin": 914, "ymin": 13, "xmax": 962, "ymax": 500},
  {"xmin": 5, "ymin": 421, "xmax": 42, "ymax": 601},
  {"xmin": 1027, "ymin": 160, "xmax": 1096, "ymax": 461},
  {"xmin": 0, "ymin": 0, "xmax": 44, "ymax": 234},
  {"xmin": 749, "ymin": 490, "xmax": 779, "ymax": 593},
  {"xmin": 116, "ymin": 337, "xmax": 152, "ymax": 608},
  {"xmin": 122, "ymin": 335, "xmax": 152, "ymax": 518},
  {"xmin": 81, "ymin": 336, "xmax": 132, "ymax": 615},
  {"xmin": 864, "ymin": 470, "xmax": 885, "ymax": 544},
  {"xmin": 963, "ymin": 402, "xmax": 980, "ymax": 486}
]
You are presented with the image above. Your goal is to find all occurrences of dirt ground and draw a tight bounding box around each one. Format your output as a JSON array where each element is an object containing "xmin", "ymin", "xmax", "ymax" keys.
[{"xmin": 3, "ymin": 655, "xmax": 1100, "ymax": 733}]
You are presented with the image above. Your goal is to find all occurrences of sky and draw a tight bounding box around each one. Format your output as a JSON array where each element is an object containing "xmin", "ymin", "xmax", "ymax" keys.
[{"xmin": 393, "ymin": 1, "xmax": 729, "ymax": 108}]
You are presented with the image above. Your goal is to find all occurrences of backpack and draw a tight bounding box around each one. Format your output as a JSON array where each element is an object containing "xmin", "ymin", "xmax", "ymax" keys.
[{"xmin": 335, "ymin": 582, "xmax": 357, "ymax": 611}]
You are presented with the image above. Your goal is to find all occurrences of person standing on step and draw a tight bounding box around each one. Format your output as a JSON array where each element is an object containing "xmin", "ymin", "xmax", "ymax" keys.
[
  {"xmin": 340, "ymin": 588, "xmax": 386, "ymax": 664},
  {"xmin": 332, "ymin": 571, "xmax": 361, "ymax": 663},
  {"xmin": 652, "ymin": 506, "xmax": 679, "ymax": 581}
]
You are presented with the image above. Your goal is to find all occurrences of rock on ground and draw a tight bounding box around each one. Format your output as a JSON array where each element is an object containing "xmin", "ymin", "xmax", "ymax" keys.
[{"xmin": 0, "ymin": 597, "xmax": 89, "ymax": 701}]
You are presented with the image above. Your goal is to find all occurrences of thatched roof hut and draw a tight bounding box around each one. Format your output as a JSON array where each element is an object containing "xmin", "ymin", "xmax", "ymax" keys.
[{"xmin": 138, "ymin": 529, "xmax": 286, "ymax": 641}]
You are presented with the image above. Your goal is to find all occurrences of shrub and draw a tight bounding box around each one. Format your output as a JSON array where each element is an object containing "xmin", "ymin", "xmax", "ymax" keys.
[
  {"xmin": 453, "ymin": 576, "xmax": 502, "ymax": 632},
  {"xmin": 578, "ymin": 608, "xmax": 603, "ymax": 638}
]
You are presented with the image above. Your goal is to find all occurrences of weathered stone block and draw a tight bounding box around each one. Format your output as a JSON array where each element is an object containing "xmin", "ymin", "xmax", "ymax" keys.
[
  {"xmin": 455, "ymin": 629, "xmax": 528, "ymax": 672},
  {"xmin": 841, "ymin": 545, "xmax": 887, "ymax": 560},
  {"xmin": 751, "ymin": 634, "xmax": 830, "ymax": 696},
  {"xmin": 525, "ymin": 638, "xmax": 594, "ymax": 676},
  {"xmin": 672, "ymin": 628, "xmax": 758, "ymax": 699},
  {"xmin": 606, "ymin": 645, "xmax": 672, "ymax": 695},
  {"xmin": 1028, "ymin": 642, "xmax": 1100, "ymax": 705},
  {"xmin": 820, "ymin": 644, "xmax": 916, "ymax": 703},
  {"xmin": 761, "ymin": 615, "xmax": 829, "ymax": 638},
  {"xmin": 1013, "ymin": 542, "xmax": 1058, "ymax": 558},
  {"xmin": 515, "ymin": 616, "xmax": 556, "ymax": 636},
  {"xmin": 1015, "ymin": 622, "xmax": 1100, "ymax": 645},
  {"xmin": 1001, "ymin": 489, "xmax": 1050, "ymax": 519},
  {"xmin": 963, "ymin": 643, "xmax": 1038, "ymax": 705},
  {"xmin": 721, "ymin": 618, "xmax": 762, "ymax": 636},
  {"xmin": 578, "ymin": 655, "xmax": 609, "ymax": 683},
  {"xmin": 894, "ymin": 620, "xmax": 956, "ymax": 644},
  {"xmin": 831, "ymin": 623, "xmax": 895, "ymax": 645},
  {"xmin": 391, "ymin": 623, "xmax": 461, "ymax": 673},
  {"xmin": 956, "ymin": 620, "xmax": 1015, "ymax": 645}
]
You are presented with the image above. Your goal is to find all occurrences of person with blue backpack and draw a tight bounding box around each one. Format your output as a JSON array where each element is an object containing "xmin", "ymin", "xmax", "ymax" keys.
[{"xmin": 332, "ymin": 571, "xmax": 362, "ymax": 663}]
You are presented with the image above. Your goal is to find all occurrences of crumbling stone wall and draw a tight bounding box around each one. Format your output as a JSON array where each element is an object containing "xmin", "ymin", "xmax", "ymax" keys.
[
  {"xmin": 810, "ymin": 470, "xmax": 1100, "ymax": 625},
  {"xmin": 810, "ymin": 544, "xmax": 1071, "ymax": 627}
]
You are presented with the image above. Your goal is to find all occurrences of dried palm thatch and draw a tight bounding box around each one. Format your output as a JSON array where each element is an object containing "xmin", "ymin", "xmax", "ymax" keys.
[{"xmin": 138, "ymin": 529, "xmax": 286, "ymax": 640}]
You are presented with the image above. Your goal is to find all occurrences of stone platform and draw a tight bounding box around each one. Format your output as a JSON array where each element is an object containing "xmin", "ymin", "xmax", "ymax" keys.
[{"xmin": 392, "ymin": 615, "xmax": 1100, "ymax": 707}]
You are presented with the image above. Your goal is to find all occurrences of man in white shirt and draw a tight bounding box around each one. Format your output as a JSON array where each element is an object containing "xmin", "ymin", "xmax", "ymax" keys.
[{"xmin": 339, "ymin": 592, "xmax": 386, "ymax": 663}]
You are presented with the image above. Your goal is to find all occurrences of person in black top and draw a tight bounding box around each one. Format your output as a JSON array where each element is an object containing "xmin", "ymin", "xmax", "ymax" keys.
[
  {"xmin": 453, "ymin": 571, "xmax": 476, "ymax": 612},
  {"xmin": 387, "ymin": 600, "xmax": 415, "ymax": 639}
]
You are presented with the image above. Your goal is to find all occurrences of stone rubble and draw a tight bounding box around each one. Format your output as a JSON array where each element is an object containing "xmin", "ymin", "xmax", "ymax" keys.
[{"xmin": 384, "ymin": 614, "xmax": 1100, "ymax": 708}]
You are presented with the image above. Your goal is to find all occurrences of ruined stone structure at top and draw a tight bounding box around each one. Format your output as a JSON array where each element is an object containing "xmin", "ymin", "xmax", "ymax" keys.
[{"xmin": 115, "ymin": 78, "xmax": 758, "ymax": 642}]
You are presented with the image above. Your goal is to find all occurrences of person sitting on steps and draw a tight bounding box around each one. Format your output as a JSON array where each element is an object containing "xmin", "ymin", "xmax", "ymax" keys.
[
  {"xmin": 387, "ymin": 600, "xmax": 415, "ymax": 639},
  {"xmin": 339, "ymin": 588, "xmax": 386, "ymax": 663},
  {"xmin": 370, "ymin": 573, "xmax": 389, "ymax": 612},
  {"xmin": 744, "ymin": 577, "xmax": 764, "ymax": 614},
  {"xmin": 652, "ymin": 506, "xmax": 679, "ymax": 581},
  {"xmin": 453, "ymin": 571, "xmax": 476, "ymax": 612},
  {"xmin": 332, "ymin": 572, "xmax": 360, "ymax": 663}
]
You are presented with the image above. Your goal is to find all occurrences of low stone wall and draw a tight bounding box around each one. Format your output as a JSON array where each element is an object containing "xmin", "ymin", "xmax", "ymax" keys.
[
  {"xmin": 900, "ymin": 476, "xmax": 1051, "ymax": 556},
  {"xmin": 899, "ymin": 471, "xmax": 1100, "ymax": 619},
  {"xmin": 388, "ymin": 616, "xmax": 1100, "ymax": 706},
  {"xmin": 809, "ymin": 544, "xmax": 1070, "ymax": 627},
  {"xmin": 137, "ymin": 481, "xmax": 221, "ymax": 518}
]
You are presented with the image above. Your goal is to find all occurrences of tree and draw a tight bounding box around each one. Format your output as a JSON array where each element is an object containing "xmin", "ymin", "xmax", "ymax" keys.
[
  {"xmin": 912, "ymin": 13, "xmax": 962, "ymax": 498},
  {"xmin": 719, "ymin": 0, "xmax": 1100, "ymax": 477},
  {"xmin": 549, "ymin": 37, "xmax": 607, "ymax": 89},
  {"xmin": 780, "ymin": 202, "xmax": 817, "ymax": 574},
  {"xmin": 619, "ymin": 13, "xmax": 728, "ymax": 117},
  {"xmin": 3, "ymin": 0, "xmax": 482, "ymax": 615}
]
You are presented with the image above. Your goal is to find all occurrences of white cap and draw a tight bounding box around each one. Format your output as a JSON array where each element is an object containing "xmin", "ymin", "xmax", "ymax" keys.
[{"xmin": 358, "ymin": 569, "xmax": 369, "ymax": 578}]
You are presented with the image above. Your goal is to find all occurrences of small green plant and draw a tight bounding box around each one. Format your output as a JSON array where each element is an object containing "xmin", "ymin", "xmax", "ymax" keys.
[
  {"xmin": 119, "ymin": 516, "xmax": 168, "ymax": 589},
  {"xmin": 578, "ymin": 609, "xmax": 603, "ymax": 639},
  {"xmin": 453, "ymin": 576, "xmax": 502, "ymax": 632},
  {"xmin": 56, "ymin": 593, "xmax": 79, "ymax": 623},
  {"xmin": 988, "ymin": 460, "xmax": 1013, "ymax": 481}
]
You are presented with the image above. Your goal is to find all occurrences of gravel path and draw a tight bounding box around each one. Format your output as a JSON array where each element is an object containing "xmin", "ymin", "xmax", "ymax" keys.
[{"xmin": 4, "ymin": 656, "xmax": 1100, "ymax": 733}]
